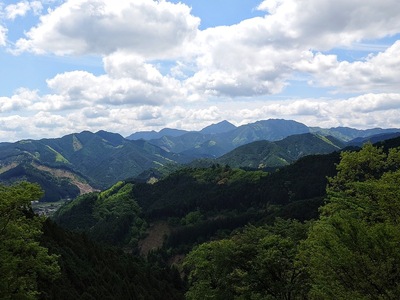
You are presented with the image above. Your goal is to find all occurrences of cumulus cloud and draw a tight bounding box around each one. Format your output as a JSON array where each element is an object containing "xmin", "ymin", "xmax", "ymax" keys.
[
  {"xmin": 256, "ymin": 0, "xmax": 400, "ymax": 49},
  {"xmin": 295, "ymin": 41, "xmax": 400, "ymax": 93},
  {"xmin": 0, "ymin": 25, "xmax": 6, "ymax": 46},
  {"xmin": 45, "ymin": 67, "xmax": 183, "ymax": 107},
  {"xmin": 185, "ymin": 24, "xmax": 298, "ymax": 97},
  {"xmin": 4, "ymin": 1, "xmax": 43, "ymax": 20},
  {"xmin": 2, "ymin": 0, "xmax": 400, "ymax": 141},
  {"xmin": 82, "ymin": 106, "xmax": 110, "ymax": 119},
  {"xmin": 230, "ymin": 93, "xmax": 400, "ymax": 129},
  {"xmin": 182, "ymin": 0, "xmax": 400, "ymax": 97},
  {"xmin": 2, "ymin": 92, "xmax": 400, "ymax": 141},
  {"xmin": 15, "ymin": 0, "xmax": 199, "ymax": 57},
  {"xmin": 11, "ymin": 0, "xmax": 400, "ymax": 100},
  {"xmin": 0, "ymin": 88, "xmax": 39, "ymax": 112}
]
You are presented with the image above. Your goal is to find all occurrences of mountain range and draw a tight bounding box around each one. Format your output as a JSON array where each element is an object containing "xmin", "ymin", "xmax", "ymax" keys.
[
  {"xmin": 0, "ymin": 130, "xmax": 189, "ymax": 200},
  {"xmin": 215, "ymin": 133, "xmax": 345, "ymax": 169},
  {"xmin": 128, "ymin": 119, "xmax": 400, "ymax": 158},
  {"xmin": 0, "ymin": 119, "xmax": 399, "ymax": 202}
]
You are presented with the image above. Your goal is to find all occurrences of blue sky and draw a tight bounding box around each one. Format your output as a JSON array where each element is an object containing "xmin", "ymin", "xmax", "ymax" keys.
[{"xmin": 0, "ymin": 0, "xmax": 400, "ymax": 141}]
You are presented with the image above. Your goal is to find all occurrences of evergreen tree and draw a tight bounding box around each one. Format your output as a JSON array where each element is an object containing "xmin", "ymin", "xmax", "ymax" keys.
[
  {"xmin": 301, "ymin": 144, "xmax": 400, "ymax": 299},
  {"xmin": 0, "ymin": 182, "xmax": 60, "ymax": 299}
]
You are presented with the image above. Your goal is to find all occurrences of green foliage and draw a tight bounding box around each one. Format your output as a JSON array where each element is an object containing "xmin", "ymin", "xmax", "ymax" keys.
[
  {"xmin": 301, "ymin": 144, "xmax": 400, "ymax": 299},
  {"xmin": 216, "ymin": 133, "xmax": 343, "ymax": 169},
  {"xmin": 181, "ymin": 210, "xmax": 203, "ymax": 226},
  {"xmin": 53, "ymin": 193, "xmax": 98, "ymax": 230},
  {"xmin": 38, "ymin": 220, "xmax": 184, "ymax": 300},
  {"xmin": 54, "ymin": 182, "xmax": 147, "ymax": 247},
  {"xmin": 0, "ymin": 163, "xmax": 80, "ymax": 202},
  {"xmin": 0, "ymin": 182, "xmax": 60, "ymax": 299},
  {"xmin": 55, "ymin": 152, "xmax": 338, "ymax": 254},
  {"xmin": 0, "ymin": 131, "xmax": 189, "ymax": 192},
  {"xmin": 184, "ymin": 219, "xmax": 310, "ymax": 300}
]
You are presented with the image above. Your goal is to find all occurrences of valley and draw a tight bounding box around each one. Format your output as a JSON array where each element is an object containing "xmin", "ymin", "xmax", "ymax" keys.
[
  {"xmin": 1, "ymin": 119, "xmax": 398, "ymax": 204},
  {"xmin": 2, "ymin": 119, "xmax": 400, "ymax": 299}
]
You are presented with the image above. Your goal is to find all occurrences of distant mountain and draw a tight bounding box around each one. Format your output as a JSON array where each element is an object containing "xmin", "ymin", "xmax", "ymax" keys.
[
  {"xmin": 126, "ymin": 128, "xmax": 188, "ymax": 140},
  {"xmin": 216, "ymin": 133, "xmax": 344, "ymax": 169},
  {"xmin": 230, "ymin": 119, "xmax": 310, "ymax": 145},
  {"xmin": 126, "ymin": 121, "xmax": 236, "ymax": 141},
  {"xmin": 148, "ymin": 119, "xmax": 311, "ymax": 158},
  {"xmin": 0, "ymin": 162, "xmax": 82, "ymax": 202},
  {"xmin": 0, "ymin": 131, "xmax": 190, "ymax": 201},
  {"xmin": 200, "ymin": 120, "xmax": 237, "ymax": 134},
  {"xmin": 311, "ymin": 126, "xmax": 400, "ymax": 141},
  {"xmin": 346, "ymin": 132, "xmax": 400, "ymax": 147},
  {"xmin": 3, "ymin": 119, "xmax": 399, "ymax": 202}
]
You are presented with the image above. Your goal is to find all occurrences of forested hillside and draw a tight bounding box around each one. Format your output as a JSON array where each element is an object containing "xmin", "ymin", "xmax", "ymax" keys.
[
  {"xmin": 1, "ymin": 121, "xmax": 398, "ymax": 204},
  {"xmin": 3, "ymin": 137, "xmax": 400, "ymax": 299},
  {"xmin": 184, "ymin": 142, "xmax": 400, "ymax": 299},
  {"xmin": 0, "ymin": 130, "xmax": 189, "ymax": 201},
  {"xmin": 54, "ymin": 150, "xmax": 341, "ymax": 255},
  {"xmin": 0, "ymin": 182, "xmax": 185, "ymax": 299},
  {"xmin": 216, "ymin": 133, "xmax": 344, "ymax": 168}
]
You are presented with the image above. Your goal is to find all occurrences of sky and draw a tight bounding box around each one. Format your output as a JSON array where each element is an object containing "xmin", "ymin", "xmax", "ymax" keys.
[{"xmin": 1, "ymin": 0, "xmax": 400, "ymax": 142}]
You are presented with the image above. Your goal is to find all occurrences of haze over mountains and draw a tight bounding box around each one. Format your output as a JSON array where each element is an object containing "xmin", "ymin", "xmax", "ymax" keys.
[
  {"xmin": 128, "ymin": 119, "xmax": 400, "ymax": 158},
  {"xmin": 0, "ymin": 118, "xmax": 399, "ymax": 202}
]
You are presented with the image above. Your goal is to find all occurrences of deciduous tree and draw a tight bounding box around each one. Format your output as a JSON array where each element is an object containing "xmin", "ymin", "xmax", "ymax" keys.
[{"xmin": 0, "ymin": 182, "xmax": 60, "ymax": 299}]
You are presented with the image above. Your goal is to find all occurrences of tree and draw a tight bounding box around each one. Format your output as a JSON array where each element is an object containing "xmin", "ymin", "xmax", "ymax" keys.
[
  {"xmin": 0, "ymin": 182, "xmax": 60, "ymax": 299},
  {"xmin": 301, "ymin": 144, "xmax": 400, "ymax": 299},
  {"xmin": 184, "ymin": 219, "xmax": 310, "ymax": 300}
]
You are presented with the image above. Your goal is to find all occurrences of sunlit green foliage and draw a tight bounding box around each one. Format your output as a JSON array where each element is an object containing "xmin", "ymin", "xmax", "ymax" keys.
[
  {"xmin": 0, "ymin": 182, "xmax": 60, "ymax": 299},
  {"xmin": 302, "ymin": 144, "xmax": 400, "ymax": 299},
  {"xmin": 184, "ymin": 219, "xmax": 310, "ymax": 300},
  {"xmin": 54, "ymin": 181, "xmax": 147, "ymax": 247}
]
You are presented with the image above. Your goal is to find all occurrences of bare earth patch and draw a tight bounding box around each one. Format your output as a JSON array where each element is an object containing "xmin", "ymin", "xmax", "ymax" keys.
[
  {"xmin": 0, "ymin": 162, "xmax": 18, "ymax": 174},
  {"xmin": 138, "ymin": 221, "xmax": 171, "ymax": 256},
  {"xmin": 32, "ymin": 163, "xmax": 99, "ymax": 194}
]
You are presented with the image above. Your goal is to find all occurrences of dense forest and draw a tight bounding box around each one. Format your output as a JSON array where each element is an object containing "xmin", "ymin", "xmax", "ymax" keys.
[{"xmin": 2, "ymin": 138, "xmax": 400, "ymax": 299}]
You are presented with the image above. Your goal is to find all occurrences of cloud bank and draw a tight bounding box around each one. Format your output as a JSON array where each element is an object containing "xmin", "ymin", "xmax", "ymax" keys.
[{"xmin": 0, "ymin": 0, "xmax": 399, "ymax": 141}]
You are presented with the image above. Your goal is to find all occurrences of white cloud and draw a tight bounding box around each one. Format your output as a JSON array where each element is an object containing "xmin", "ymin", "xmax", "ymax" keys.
[
  {"xmin": 4, "ymin": 1, "xmax": 42, "ymax": 20},
  {"xmin": 5, "ymin": 1, "xmax": 31, "ymax": 20},
  {"xmin": 29, "ymin": 1, "xmax": 43, "ymax": 15},
  {"xmin": 295, "ymin": 41, "xmax": 400, "ymax": 93},
  {"xmin": 2, "ymin": 0, "xmax": 400, "ymax": 142},
  {"xmin": 11, "ymin": 0, "xmax": 400, "ymax": 100},
  {"xmin": 185, "ymin": 24, "xmax": 298, "ymax": 97},
  {"xmin": 231, "ymin": 93, "xmax": 400, "ymax": 129},
  {"xmin": 34, "ymin": 111, "xmax": 66, "ymax": 128},
  {"xmin": 256, "ymin": 0, "xmax": 400, "ymax": 50},
  {"xmin": 182, "ymin": 0, "xmax": 400, "ymax": 98},
  {"xmin": 15, "ymin": 0, "xmax": 199, "ymax": 57},
  {"xmin": 2, "ymin": 92, "xmax": 400, "ymax": 141},
  {"xmin": 134, "ymin": 106, "xmax": 162, "ymax": 121},
  {"xmin": 45, "ymin": 67, "xmax": 184, "ymax": 107},
  {"xmin": 0, "ymin": 88, "xmax": 39, "ymax": 112},
  {"xmin": 0, "ymin": 25, "xmax": 7, "ymax": 46},
  {"xmin": 82, "ymin": 106, "xmax": 110, "ymax": 119}
]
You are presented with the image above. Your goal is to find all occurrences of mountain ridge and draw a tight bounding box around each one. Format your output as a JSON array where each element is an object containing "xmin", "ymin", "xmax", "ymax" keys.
[
  {"xmin": 128, "ymin": 119, "xmax": 400, "ymax": 159},
  {"xmin": 0, "ymin": 130, "xmax": 190, "ymax": 201},
  {"xmin": 215, "ymin": 133, "xmax": 345, "ymax": 169},
  {"xmin": 1, "ymin": 119, "xmax": 399, "ymax": 202}
]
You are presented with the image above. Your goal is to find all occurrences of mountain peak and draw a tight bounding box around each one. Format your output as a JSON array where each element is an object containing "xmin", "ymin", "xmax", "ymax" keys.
[
  {"xmin": 200, "ymin": 120, "xmax": 236, "ymax": 134},
  {"xmin": 126, "ymin": 128, "xmax": 188, "ymax": 140},
  {"xmin": 95, "ymin": 130, "xmax": 125, "ymax": 146}
]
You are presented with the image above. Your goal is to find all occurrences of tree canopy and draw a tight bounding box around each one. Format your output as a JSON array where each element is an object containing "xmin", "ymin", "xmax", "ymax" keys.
[
  {"xmin": 0, "ymin": 182, "xmax": 60, "ymax": 299},
  {"xmin": 302, "ymin": 144, "xmax": 400, "ymax": 299},
  {"xmin": 184, "ymin": 219, "xmax": 310, "ymax": 300}
]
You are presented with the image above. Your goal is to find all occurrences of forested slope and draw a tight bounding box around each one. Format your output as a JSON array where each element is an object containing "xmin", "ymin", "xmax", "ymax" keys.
[
  {"xmin": 50, "ymin": 137, "xmax": 400, "ymax": 299},
  {"xmin": 184, "ymin": 142, "xmax": 400, "ymax": 299},
  {"xmin": 54, "ymin": 151, "xmax": 340, "ymax": 254}
]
